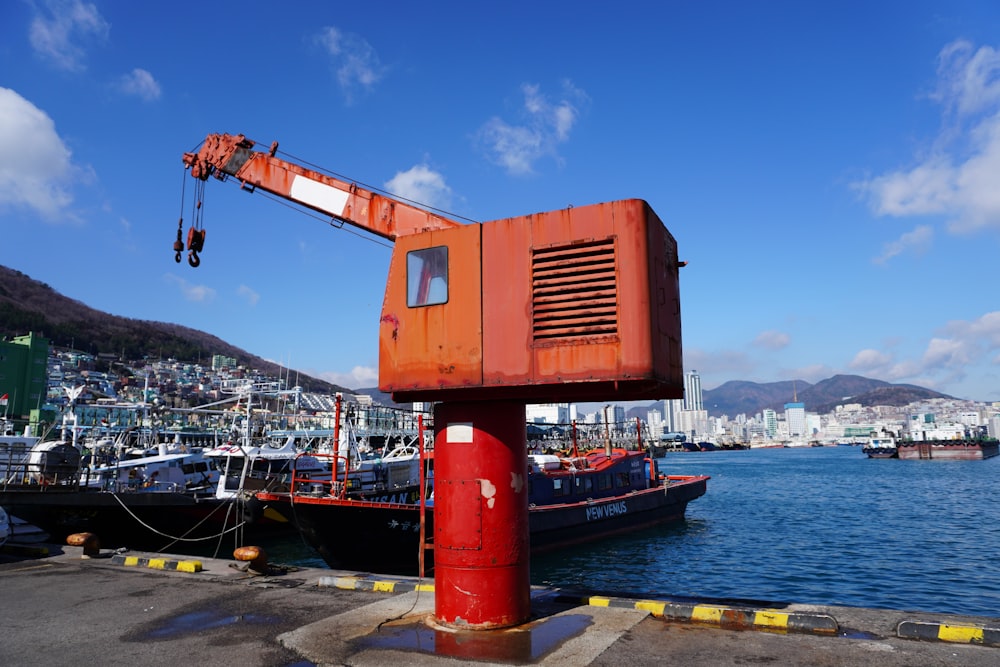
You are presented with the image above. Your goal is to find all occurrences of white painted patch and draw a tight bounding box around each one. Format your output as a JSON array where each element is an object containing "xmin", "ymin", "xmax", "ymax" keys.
[
  {"xmin": 290, "ymin": 175, "xmax": 350, "ymax": 216},
  {"xmin": 446, "ymin": 422, "xmax": 474, "ymax": 443},
  {"xmin": 510, "ymin": 472, "xmax": 523, "ymax": 493},
  {"xmin": 480, "ymin": 478, "xmax": 496, "ymax": 509}
]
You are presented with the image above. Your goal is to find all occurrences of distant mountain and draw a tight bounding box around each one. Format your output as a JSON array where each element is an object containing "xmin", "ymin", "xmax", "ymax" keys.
[
  {"xmin": 701, "ymin": 379, "xmax": 803, "ymax": 416},
  {"xmin": 0, "ymin": 265, "xmax": 348, "ymax": 395},
  {"xmin": 703, "ymin": 374, "xmax": 952, "ymax": 417},
  {"xmin": 365, "ymin": 373, "xmax": 952, "ymax": 420}
]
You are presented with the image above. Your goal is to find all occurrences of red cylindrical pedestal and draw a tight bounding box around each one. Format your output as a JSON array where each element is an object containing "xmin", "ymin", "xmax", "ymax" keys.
[{"xmin": 433, "ymin": 401, "xmax": 530, "ymax": 629}]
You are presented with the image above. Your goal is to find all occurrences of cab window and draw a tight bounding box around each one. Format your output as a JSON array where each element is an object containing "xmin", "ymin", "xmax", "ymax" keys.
[{"xmin": 407, "ymin": 246, "xmax": 448, "ymax": 307}]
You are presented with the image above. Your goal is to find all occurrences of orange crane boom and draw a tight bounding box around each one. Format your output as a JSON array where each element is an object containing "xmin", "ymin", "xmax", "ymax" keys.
[{"xmin": 183, "ymin": 133, "xmax": 461, "ymax": 241}]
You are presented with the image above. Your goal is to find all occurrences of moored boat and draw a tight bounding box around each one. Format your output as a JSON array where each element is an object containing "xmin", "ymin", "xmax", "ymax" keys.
[
  {"xmin": 257, "ymin": 446, "xmax": 709, "ymax": 576},
  {"xmin": 862, "ymin": 431, "xmax": 899, "ymax": 459},
  {"xmin": 896, "ymin": 438, "xmax": 999, "ymax": 460}
]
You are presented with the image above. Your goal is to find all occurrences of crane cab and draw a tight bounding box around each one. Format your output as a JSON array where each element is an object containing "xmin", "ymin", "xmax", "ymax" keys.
[{"xmin": 378, "ymin": 198, "xmax": 682, "ymax": 403}]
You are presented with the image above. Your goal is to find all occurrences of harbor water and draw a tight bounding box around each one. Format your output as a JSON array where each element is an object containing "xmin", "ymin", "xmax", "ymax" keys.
[
  {"xmin": 533, "ymin": 445, "xmax": 1000, "ymax": 617},
  {"xmin": 268, "ymin": 446, "xmax": 999, "ymax": 617}
]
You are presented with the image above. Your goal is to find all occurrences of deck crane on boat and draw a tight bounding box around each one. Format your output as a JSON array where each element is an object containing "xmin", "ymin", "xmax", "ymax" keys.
[{"xmin": 176, "ymin": 132, "xmax": 686, "ymax": 630}]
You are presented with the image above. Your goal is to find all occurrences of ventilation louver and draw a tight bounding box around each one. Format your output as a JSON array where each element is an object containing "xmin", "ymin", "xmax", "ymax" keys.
[{"xmin": 531, "ymin": 237, "xmax": 618, "ymax": 342}]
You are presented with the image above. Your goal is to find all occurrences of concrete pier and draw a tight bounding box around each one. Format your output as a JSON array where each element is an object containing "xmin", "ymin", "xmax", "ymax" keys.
[{"xmin": 1, "ymin": 543, "xmax": 997, "ymax": 666}]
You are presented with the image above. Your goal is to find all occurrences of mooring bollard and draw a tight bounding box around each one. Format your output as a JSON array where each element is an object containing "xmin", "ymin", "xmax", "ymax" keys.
[
  {"xmin": 233, "ymin": 545, "xmax": 268, "ymax": 574},
  {"xmin": 66, "ymin": 532, "xmax": 100, "ymax": 558}
]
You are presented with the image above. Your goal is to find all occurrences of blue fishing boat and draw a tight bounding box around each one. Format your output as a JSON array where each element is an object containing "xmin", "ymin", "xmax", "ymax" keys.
[{"xmin": 257, "ymin": 446, "xmax": 708, "ymax": 575}]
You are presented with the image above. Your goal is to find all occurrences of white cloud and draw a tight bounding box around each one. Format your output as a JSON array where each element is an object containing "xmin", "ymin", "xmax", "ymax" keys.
[
  {"xmin": 29, "ymin": 0, "xmax": 109, "ymax": 71},
  {"xmin": 855, "ymin": 40, "xmax": 1000, "ymax": 234},
  {"xmin": 318, "ymin": 365, "xmax": 378, "ymax": 390},
  {"xmin": 119, "ymin": 68, "xmax": 161, "ymax": 101},
  {"xmin": 752, "ymin": 330, "xmax": 791, "ymax": 350},
  {"xmin": 922, "ymin": 311, "xmax": 1000, "ymax": 375},
  {"xmin": 384, "ymin": 164, "xmax": 452, "ymax": 210},
  {"xmin": 315, "ymin": 26, "xmax": 384, "ymax": 103},
  {"xmin": 872, "ymin": 224, "xmax": 933, "ymax": 264},
  {"xmin": 849, "ymin": 348, "xmax": 893, "ymax": 371},
  {"xmin": 237, "ymin": 285, "xmax": 260, "ymax": 306},
  {"xmin": 848, "ymin": 311, "xmax": 1000, "ymax": 393},
  {"xmin": 930, "ymin": 40, "xmax": 1000, "ymax": 116},
  {"xmin": 477, "ymin": 81, "xmax": 588, "ymax": 175},
  {"xmin": 164, "ymin": 273, "xmax": 216, "ymax": 303},
  {"xmin": 0, "ymin": 87, "xmax": 90, "ymax": 220}
]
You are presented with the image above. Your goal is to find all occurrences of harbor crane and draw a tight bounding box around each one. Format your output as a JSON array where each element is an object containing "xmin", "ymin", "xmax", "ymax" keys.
[{"xmin": 177, "ymin": 132, "xmax": 685, "ymax": 629}]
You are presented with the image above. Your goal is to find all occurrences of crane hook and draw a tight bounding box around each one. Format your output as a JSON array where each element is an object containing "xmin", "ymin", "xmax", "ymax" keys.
[
  {"xmin": 173, "ymin": 219, "xmax": 184, "ymax": 263},
  {"xmin": 185, "ymin": 227, "xmax": 206, "ymax": 268}
]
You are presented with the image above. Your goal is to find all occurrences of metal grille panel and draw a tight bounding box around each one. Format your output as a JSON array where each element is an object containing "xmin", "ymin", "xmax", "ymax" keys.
[{"xmin": 531, "ymin": 238, "xmax": 618, "ymax": 341}]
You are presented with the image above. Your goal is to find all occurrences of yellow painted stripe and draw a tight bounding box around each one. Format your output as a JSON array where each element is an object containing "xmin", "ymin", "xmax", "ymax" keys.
[
  {"xmin": 124, "ymin": 556, "xmax": 140, "ymax": 567},
  {"xmin": 588, "ymin": 596, "xmax": 611, "ymax": 607},
  {"xmin": 691, "ymin": 605, "xmax": 724, "ymax": 623},
  {"xmin": 332, "ymin": 577, "xmax": 360, "ymax": 589},
  {"xmin": 754, "ymin": 611, "xmax": 790, "ymax": 628},
  {"xmin": 939, "ymin": 624, "xmax": 984, "ymax": 643},
  {"xmin": 415, "ymin": 583, "xmax": 435, "ymax": 592},
  {"xmin": 636, "ymin": 600, "xmax": 666, "ymax": 616},
  {"xmin": 148, "ymin": 558, "xmax": 167, "ymax": 570},
  {"xmin": 176, "ymin": 561, "xmax": 202, "ymax": 573},
  {"xmin": 373, "ymin": 581, "xmax": 396, "ymax": 593}
]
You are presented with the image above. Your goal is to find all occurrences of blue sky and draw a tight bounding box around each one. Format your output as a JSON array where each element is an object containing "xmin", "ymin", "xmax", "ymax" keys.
[{"xmin": 3, "ymin": 1, "xmax": 1000, "ymax": 402}]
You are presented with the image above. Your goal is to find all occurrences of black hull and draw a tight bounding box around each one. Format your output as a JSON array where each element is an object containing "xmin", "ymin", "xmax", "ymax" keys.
[
  {"xmin": 0, "ymin": 486, "xmax": 292, "ymax": 550},
  {"xmin": 862, "ymin": 447, "xmax": 898, "ymax": 459},
  {"xmin": 264, "ymin": 476, "xmax": 708, "ymax": 575}
]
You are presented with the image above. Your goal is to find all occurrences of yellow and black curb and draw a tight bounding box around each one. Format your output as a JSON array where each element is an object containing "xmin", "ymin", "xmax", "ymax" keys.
[
  {"xmin": 897, "ymin": 620, "xmax": 1000, "ymax": 647},
  {"xmin": 571, "ymin": 596, "xmax": 839, "ymax": 635},
  {"xmin": 322, "ymin": 576, "xmax": 838, "ymax": 636},
  {"xmin": 110, "ymin": 554, "xmax": 202, "ymax": 573},
  {"xmin": 320, "ymin": 575, "xmax": 434, "ymax": 593}
]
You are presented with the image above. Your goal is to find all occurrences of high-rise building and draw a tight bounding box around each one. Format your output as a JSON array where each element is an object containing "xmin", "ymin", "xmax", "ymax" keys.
[
  {"xmin": 785, "ymin": 402, "xmax": 806, "ymax": 437},
  {"xmin": 762, "ymin": 408, "xmax": 778, "ymax": 438},
  {"xmin": 664, "ymin": 398, "xmax": 684, "ymax": 432},
  {"xmin": 683, "ymin": 370, "xmax": 703, "ymax": 412}
]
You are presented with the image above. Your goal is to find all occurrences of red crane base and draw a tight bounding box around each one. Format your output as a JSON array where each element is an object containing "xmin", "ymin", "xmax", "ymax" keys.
[{"xmin": 432, "ymin": 400, "xmax": 531, "ymax": 629}]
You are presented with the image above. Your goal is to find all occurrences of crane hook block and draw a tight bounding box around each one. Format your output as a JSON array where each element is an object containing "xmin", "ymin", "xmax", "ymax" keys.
[
  {"xmin": 186, "ymin": 227, "xmax": 206, "ymax": 253},
  {"xmin": 188, "ymin": 250, "xmax": 201, "ymax": 268},
  {"xmin": 173, "ymin": 227, "xmax": 184, "ymax": 263}
]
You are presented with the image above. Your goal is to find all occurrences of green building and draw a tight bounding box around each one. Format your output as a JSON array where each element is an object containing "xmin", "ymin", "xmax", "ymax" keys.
[{"xmin": 0, "ymin": 332, "xmax": 50, "ymax": 422}]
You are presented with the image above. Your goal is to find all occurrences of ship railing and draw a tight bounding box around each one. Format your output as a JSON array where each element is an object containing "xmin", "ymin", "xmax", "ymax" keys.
[
  {"xmin": 1, "ymin": 457, "xmax": 85, "ymax": 491},
  {"xmin": 288, "ymin": 451, "xmax": 349, "ymax": 498}
]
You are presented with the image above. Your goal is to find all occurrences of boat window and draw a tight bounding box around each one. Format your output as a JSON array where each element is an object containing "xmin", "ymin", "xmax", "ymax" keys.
[
  {"xmin": 597, "ymin": 474, "xmax": 612, "ymax": 491},
  {"xmin": 615, "ymin": 472, "xmax": 630, "ymax": 488},
  {"xmin": 407, "ymin": 246, "xmax": 448, "ymax": 307}
]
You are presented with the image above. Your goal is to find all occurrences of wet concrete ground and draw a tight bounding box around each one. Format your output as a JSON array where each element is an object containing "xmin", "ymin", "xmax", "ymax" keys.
[{"xmin": 1, "ymin": 543, "xmax": 998, "ymax": 666}]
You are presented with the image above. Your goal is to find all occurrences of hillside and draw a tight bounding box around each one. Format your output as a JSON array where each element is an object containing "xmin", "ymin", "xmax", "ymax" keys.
[
  {"xmin": 0, "ymin": 265, "xmax": 348, "ymax": 395},
  {"xmin": 702, "ymin": 374, "xmax": 952, "ymax": 417},
  {"xmin": 615, "ymin": 374, "xmax": 954, "ymax": 421}
]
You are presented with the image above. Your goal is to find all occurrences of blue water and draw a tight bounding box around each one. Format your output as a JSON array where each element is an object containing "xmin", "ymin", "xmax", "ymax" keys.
[
  {"xmin": 531, "ymin": 446, "xmax": 1000, "ymax": 616},
  {"xmin": 273, "ymin": 446, "xmax": 1000, "ymax": 616}
]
